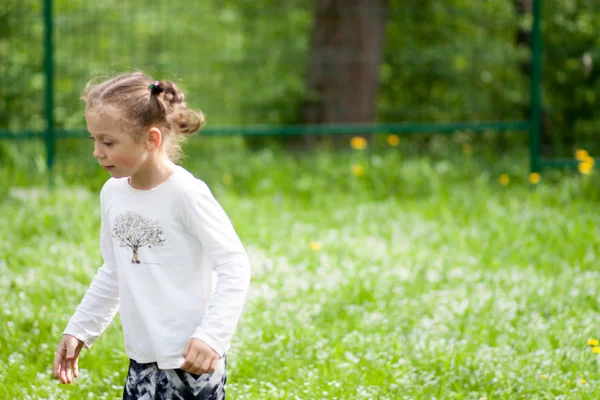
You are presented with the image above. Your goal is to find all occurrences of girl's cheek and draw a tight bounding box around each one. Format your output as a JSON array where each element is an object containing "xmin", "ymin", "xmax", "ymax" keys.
[{"xmin": 111, "ymin": 155, "xmax": 139, "ymax": 167}]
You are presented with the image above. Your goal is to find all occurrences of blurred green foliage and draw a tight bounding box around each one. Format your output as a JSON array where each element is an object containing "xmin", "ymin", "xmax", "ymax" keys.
[
  {"xmin": 543, "ymin": 0, "xmax": 600, "ymax": 153},
  {"xmin": 0, "ymin": 0, "xmax": 599, "ymax": 154}
]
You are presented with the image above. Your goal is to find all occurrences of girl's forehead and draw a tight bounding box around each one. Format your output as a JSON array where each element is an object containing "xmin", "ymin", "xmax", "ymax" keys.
[
  {"xmin": 86, "ymin": 107, "xmax": 121, "ymax": 122},
  {"xmin": 86, "ymin": 109, "xmax": 131, "ymax": 135}
]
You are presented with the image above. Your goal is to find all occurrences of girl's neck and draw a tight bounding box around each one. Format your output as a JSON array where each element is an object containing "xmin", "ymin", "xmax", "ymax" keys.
[{"xmin": 128, "ymin": 157, "xmax": 177, "ymax": 190}]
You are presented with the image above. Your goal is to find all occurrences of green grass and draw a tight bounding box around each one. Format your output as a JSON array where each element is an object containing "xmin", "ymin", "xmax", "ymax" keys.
[{"xmin": 2, "ymin": 140, "xmax": 600, "ymax": 399}]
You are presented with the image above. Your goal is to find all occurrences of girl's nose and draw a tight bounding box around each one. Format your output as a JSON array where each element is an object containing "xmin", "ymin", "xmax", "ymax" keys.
[{"xmin": 93, "ymin": 143, "xmax": 104, "ymax": 159}]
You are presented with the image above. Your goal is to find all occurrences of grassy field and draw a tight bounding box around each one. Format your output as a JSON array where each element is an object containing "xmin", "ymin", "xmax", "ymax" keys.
[{"xmin": 1, "ymin": 139, "xmax": 600, "ymax": 399}]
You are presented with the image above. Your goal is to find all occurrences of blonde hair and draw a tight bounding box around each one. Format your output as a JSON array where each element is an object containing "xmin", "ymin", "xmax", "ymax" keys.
[{"xmin": 82, "ymin": 72, "xmax": 205, "ymax": 162}]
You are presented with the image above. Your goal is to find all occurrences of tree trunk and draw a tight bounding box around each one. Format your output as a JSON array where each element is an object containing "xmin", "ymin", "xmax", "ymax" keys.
[
  {"xmin": 132, "ymin": 247, "xmax": 141, "ymax": 264},
  {"xmin": 293, "ymin": 0, "xmax": 388, "ymax": 149}
]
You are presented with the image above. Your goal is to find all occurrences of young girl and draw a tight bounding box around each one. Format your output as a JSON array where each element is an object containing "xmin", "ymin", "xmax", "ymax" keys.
[{"xmin": 52, "ymin": 72, "xmax": 251, "ymax": 400}]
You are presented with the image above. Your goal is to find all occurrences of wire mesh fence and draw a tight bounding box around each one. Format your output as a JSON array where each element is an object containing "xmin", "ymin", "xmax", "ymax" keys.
[{"xmin": 3, "ymin": 0, "xmax": 599, "ymax": 177}]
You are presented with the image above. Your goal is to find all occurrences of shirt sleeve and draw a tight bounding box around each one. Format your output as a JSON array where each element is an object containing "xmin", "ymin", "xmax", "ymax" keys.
[
  {"xmin": 63, "ymin": 187, "xmax": 120, "ymax": 349},
  {"xmin": 181, "ymin": 180, "xmax": 251, "ymax": 356}
]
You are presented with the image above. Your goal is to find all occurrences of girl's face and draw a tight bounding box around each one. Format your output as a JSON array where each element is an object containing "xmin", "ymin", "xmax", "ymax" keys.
[{"xmin": 86, "ymin": 110, "xmax": 151, "ymax": 179}]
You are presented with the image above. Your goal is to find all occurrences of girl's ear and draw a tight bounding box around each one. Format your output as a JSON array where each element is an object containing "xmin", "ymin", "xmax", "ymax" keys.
[{"xmin": 147, "ymin": 127, "xmax": 163, "ymax": 151}]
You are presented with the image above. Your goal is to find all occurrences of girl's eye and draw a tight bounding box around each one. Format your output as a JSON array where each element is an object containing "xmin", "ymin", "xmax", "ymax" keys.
[{"xmin": 103, "ymin": 142, "xmax": 113, "ymax": 146}]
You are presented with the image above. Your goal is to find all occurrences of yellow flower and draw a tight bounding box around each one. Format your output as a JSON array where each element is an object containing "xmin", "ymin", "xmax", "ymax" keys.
[
  {"xmin": 579, "ymin": 161, "xmax": 593, "ymax": 175},
  {"xmin": 541, "ymin": 374, "xmax": 547, "ymax": 379},
  {"xmin": 350, "ymin": 136, "xmax": 368, "ymax": 150},
  {"xmin": 352, "ymin": 164, "xmax": 365, "ymax": 177},
  {"xmin": 529, "ymin": 172, "xmax": 541, "ymax": 184},
  {"xmin": 463, "ymin": 144, "xmax": 473, "ymax": 155},
  {"xmin": 499, "ymin": 174, "xmax": 510, "ymax": 186},
  {"xmin": 309, "ymin": 241, "xmax": 321, "ymax": 251},
  {"xmin": 583, "ymin": 156, "xmax": 595, "ymax": 167},
  {"xmin": 576, "ymin": 149, "xmax": 589, "ymax": 161},
  {"xmin": 387, "ymin": 134, "xmax": 400, "ymax": 147},
  {"xmin": 567, "ymin": 379, "xmax": 571, "ymax": 384},
  {"xmin": 587, "ymin": 338, "xmax": 598, "ymax": 346},
  {"xmin": 222, "ymin": 173, "xmax": 232, "ymax": 185},
  {"xmin": 581, "ymin": 378, "xmax": 587, "ymax": 384},
  {"xmin": 593, "ymin": 346, "xmax": 600, "ymax": 354}
]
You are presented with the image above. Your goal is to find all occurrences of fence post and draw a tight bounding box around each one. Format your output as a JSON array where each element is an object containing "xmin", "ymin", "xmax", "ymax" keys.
[
  {"xmin": 529, "ymin": 0, "xmax": 543, "ymax": 173},
  {"xmin": 43, "ymin": 0, "xmax": 55, "ymax": 186}
]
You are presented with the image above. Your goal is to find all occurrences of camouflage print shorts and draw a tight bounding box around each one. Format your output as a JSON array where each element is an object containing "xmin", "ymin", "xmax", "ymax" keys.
[{"xmin": 122, "ymin": 358, "xmax": 226, "ymax": 400}]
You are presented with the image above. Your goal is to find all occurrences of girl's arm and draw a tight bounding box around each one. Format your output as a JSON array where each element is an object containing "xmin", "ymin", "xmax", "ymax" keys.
[
  {"xmin": 62, "ymin": 190, "xmax": 120, "ymax": 348},
  {"xmin": 182, "ymin": 181, "xmax": 251, "ymax": 357}
]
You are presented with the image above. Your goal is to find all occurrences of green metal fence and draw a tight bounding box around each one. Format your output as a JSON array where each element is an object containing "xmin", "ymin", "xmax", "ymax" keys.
[{"xmin": 1, "ymin": 0, "xmax": 554, "ymax": 175}]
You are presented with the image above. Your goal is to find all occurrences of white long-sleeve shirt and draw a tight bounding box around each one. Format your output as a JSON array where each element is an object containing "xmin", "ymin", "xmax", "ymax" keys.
[{"xmin": 64, "ymin": 166, "xmax": 251, "ymax": 369}]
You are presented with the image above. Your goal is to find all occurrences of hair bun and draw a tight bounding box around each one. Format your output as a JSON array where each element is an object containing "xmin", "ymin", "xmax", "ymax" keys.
[
  {"xmin": 168, "ymin": 107, "xmax": 205, "ymax": 136},
  {"xmin": 159, "ymin": 80, "xmax": 184, "ymax": 107}
]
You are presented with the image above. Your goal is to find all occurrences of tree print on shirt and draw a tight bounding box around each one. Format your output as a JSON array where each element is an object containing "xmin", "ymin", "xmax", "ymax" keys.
[{"xmin": 112, "ymin": 211, "xmax": 166, "ymax": 264}]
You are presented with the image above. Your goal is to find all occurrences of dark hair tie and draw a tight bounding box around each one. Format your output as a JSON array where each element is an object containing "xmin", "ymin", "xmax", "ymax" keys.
[{"xmin": 149, "ymin": 81, "xmax": 164, "ymax": 95}]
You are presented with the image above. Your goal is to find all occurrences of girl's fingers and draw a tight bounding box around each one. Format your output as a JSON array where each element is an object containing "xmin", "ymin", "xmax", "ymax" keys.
[
  {"xmin": 67, "ymin": 361, "xmax": 73, "ymax": 384},
  {"xmin": 58, "ymin": 360, "xmax": 65, "ymax": 383},
  {"xmin": 61, "ymin": 359, "xmax": 69, "ymax": 384},
  {"xmin": 72, "ymin": 357, "xmax": 79, "ymax": 378},
  {"xmin": 53, "ymin": 352, "xmax": 61, "ymax": 378},
  {"xmin": 54, "ymin": 338, "xmax": 84, "ymax": 384},
  {"xmin": 188, "ymin": 353, "xmax": 203, "ymax": 375},
  {"xmin": 180, "ymin": 347, "xmax": 197, "ymax": 370},
  {"xmin": 191, "ymin": 356, "xmax": 207, "ymax": 375},
  {"xmin": 200, "ymin": 358, "xmax": 212, "ymax": 374},
  {"xmin": 57, "ymin": 359, "xmax": 63, "ymax": 382}
]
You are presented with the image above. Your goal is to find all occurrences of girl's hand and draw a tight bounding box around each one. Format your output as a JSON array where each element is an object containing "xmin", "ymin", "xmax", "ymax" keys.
[
  {"xmin": 53, "ymin": 334, "xmax": 84, "ymax": 384},
  {"xmin": 180, "ymin": 338, "xmax": 221, "ymax": 375}
]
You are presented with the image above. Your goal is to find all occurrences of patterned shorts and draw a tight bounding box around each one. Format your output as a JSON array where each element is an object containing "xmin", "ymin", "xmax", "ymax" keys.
[{"xmin": 122, "ymin": 358, "xmax": 226, "ymax": 400}]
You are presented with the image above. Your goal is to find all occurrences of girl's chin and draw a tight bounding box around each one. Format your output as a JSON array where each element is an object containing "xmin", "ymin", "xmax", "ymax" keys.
[{"xmin": 108, "ymin": 170, "xmax": 125, "ymax": 178}]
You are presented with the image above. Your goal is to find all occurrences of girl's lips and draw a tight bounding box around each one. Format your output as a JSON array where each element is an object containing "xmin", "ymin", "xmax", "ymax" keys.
[{"xmin": 103, "ymin": 166, "xmax": 114, "ymax": 171}]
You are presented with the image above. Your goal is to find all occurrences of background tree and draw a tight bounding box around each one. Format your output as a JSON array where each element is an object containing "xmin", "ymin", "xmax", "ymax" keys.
[{"xmin": 298, "ymin": 0, "xmax": 388, "ymax": 148}]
